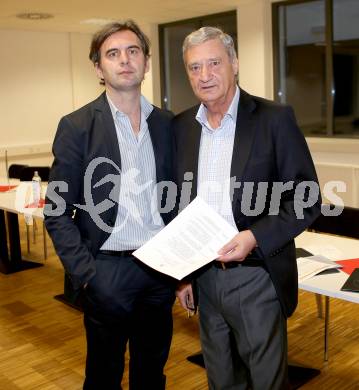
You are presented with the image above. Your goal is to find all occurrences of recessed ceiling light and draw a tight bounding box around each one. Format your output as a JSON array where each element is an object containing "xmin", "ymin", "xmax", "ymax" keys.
[
  {"xmin": 16, "ymin": 12, "xmax": 54, "ymax": 20},
  {"xmin": 81, "ymin": 18, "xmax": 115, "ymax": 26}
]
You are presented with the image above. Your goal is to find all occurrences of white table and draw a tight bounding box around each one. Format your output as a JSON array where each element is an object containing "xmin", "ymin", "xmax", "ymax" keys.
[
  {"xmin": 0, "ymin": 181, "xmax": 79, "ymax": 309},
  {"xmin": 295, "ymin": 231, "xmax": 359, "ymax": 360},
  {"xmin": 0, "ymin": 180, "xmax": 44, "ymax": 217},
  {"xmin": 0, "ymin": 180, "xmax": 44, "ymax": 273}
]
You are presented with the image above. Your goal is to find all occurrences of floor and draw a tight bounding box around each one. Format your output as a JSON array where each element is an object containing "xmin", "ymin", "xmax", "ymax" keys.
[{"xmin": 0, "ymin": 220, "xmax": 359, "ymax": 389}]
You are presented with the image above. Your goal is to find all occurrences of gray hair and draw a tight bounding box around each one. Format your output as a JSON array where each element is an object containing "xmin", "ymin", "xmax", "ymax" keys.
[{"xmin": 182, "ymin": 26, "xmax": 237, "ymax": 63}]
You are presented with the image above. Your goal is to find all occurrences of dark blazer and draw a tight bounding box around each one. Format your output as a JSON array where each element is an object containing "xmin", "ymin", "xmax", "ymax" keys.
[
  {"xmin": 172, "ymin": 88, "xmax": 321, "ymax": 317},
  {"xmin": 45, "ymin": 92, "xmax": 174, "ymax": 290}
]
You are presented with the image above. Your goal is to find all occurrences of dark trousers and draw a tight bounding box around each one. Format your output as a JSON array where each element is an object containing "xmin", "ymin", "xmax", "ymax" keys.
[
  {"xmin": 197, "ymin": 264, "xmax": 289, "ymax": 390},
  {"xmin": 82, "ymin": 253, "xmax": 175, "ymax": 390}
]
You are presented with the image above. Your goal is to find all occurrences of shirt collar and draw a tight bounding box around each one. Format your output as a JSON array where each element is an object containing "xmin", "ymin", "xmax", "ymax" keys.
[
  {"xmin": 196, "ymin": 85, "xmax": 240, "ymax": 130},
  {"xmin": 106, "ymin": 93, "xmax": 154, "ymax": 119}
]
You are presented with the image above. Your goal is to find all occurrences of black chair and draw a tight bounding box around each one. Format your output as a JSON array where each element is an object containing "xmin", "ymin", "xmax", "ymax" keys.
[
  {"xmin": 8, "ymin": 164, "xmax": 29, "ymax": 179},
  {"xmin": 19, "ymin": 166, "xmax": 51, "ymax": 259},
  {"xmin": 18, "ymin": 166, "xmax": 50, "ymax": 181},
  {"xmin": 309, "ymin": 204, "xmax": 359, "ymax": 239}
]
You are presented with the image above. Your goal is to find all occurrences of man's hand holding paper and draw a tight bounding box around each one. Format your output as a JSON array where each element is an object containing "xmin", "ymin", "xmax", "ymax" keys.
[{"xmin": 133, "ymin": 196, "xmax": 239, "ymax": 280}]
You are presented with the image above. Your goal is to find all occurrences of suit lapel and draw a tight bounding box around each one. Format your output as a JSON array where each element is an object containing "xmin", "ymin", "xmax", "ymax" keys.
[
  {"xmin": 94, "ymin": 93, "xmax": 122, "ymax": 170},
  {"xmin": 147, "ymin": 109, "xmax": 165, "ymax": 183},
  {"xmin": 231, "ymin": 89, "xmax": 257, "ymax": 205},
  {"xmin": 181, "ymin": 108, "xmax": 202, "ymax": 200}
]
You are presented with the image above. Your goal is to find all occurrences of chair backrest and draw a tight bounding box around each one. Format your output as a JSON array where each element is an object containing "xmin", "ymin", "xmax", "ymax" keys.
[
  {"xmin": 8, "ymin": 164, "xmax": 29, "ymax": 179},
  {"xmin": 309, "ymin": 204, "xmax": 359, "ymax": 239},
  {"xmin": 19, "ymin": 166, "xmax": 51, "ymax": 181}
]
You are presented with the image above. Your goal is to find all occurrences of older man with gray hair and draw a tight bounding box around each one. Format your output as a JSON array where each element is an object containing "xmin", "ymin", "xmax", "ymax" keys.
[{"xmin": 173, "ymin": 26, "xmax": 321, "ymax": 390}]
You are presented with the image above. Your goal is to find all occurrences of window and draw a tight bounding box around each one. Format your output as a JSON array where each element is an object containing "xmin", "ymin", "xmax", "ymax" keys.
[
  {"xmin": 159, "ymin": 11, "xmax": 237, "ymax": 114},
  {"xmin": 273, "ymin": 0, "xmax": 359, "ymax": 137}
]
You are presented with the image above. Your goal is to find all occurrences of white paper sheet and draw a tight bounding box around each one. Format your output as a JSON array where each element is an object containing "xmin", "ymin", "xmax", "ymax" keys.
[
  {"xmin": 133, "ymin": 196, "xmax": 238, "ymax": 280},
  {"xmin": 297, "ymin": 255, "xmax": 342, "ymax": 282}
]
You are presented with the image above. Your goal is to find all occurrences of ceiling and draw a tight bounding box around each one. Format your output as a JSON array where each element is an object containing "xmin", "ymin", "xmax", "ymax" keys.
[{"xmin": 0, "ymin": 0, "xmax": 244, "ymax": 34}]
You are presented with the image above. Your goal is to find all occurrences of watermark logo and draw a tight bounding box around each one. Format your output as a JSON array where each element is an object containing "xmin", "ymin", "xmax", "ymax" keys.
[
  {"xmin": 39, "ymin": 157, "xmax": 348, "ymax": 232},
  {"xmin": 73, "ymin": 157, "xmax": 159, "ymax": 233}
]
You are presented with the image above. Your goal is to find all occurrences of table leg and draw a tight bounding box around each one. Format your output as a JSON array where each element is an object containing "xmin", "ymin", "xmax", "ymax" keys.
[
  {"xmin": 42, "ymin": 221, "xmax": 47, "ymax": 260},
  {"xmin": 315, "ymin": 293, "xmax": 323, "ymax": 318},
  {"xmin": 26, "ymin": 224, "xmax": 30, "ymax": 253},
  {"xmin": 7, "ymin": 211, "xmax": 22, "ymax": 263},
  {"xmin": 0, "ymin": 210, "xmax": 10, "ymax": 273},
  {"xmin": 324, "ymin": 296, "xmax": 330, "ymax": 362},
  {"xmin": 54, "ymin": 273, "xmax": 83, "ymax": 311},
  {"xmin": 0, "ymin": 211, "xmax": 43, "ymax": 274}
]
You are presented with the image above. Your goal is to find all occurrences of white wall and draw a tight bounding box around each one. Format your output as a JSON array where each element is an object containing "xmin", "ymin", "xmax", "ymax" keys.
[
  {"xmin": 140, "ymin": 23, "xmax": 160, "ymax": 105},
  {"xmin": 0, "ymin": 24, "xmax": 160, "ymax": 177},
  {"xmin": 0, "ymin": 30, "xmax": 73, "ymax": 147},
  {"xmin": 237, "ymin": 0, "xmax": 272, "ymax": 99},
  {"xmin": 1, "ymin": 4, "xmax": 359, "ymax": 205},
  {"xmin": 0, "ymin": 30, "xmax": 101, "ymax": 175},
  {"xmin": 0, "ymin": 3, "xmax": 274, "ymax": 176},
  {"xmin": 70, "ymin": 33, "xmax": 104, "ymax": 109}
]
